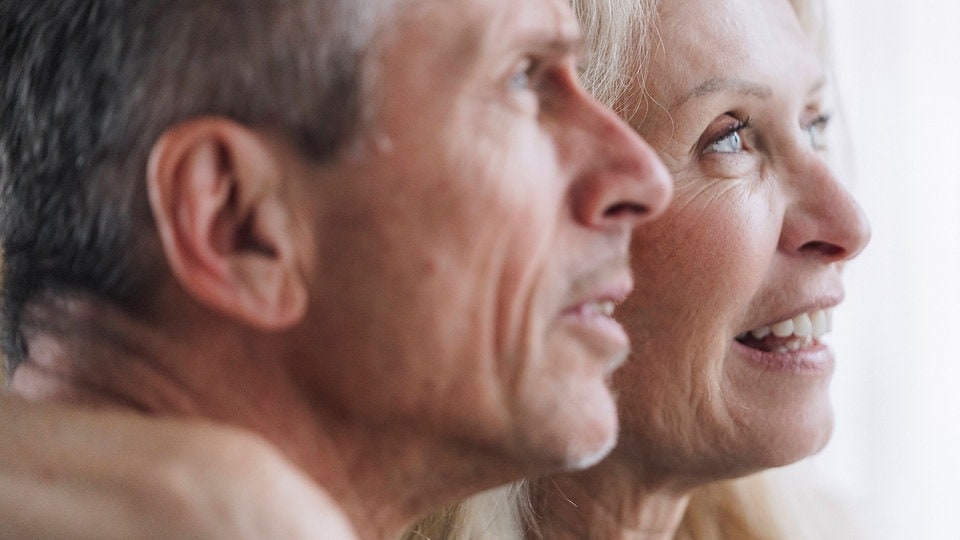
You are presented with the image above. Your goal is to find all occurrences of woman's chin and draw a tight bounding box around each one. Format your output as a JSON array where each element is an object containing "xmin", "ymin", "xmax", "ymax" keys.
[{"xmin": 743, "ymin": 407, "xmax": 835, "ymax": 472}]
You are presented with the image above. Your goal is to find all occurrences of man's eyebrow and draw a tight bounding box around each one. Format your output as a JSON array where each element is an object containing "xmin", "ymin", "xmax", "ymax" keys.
[
  {"xmin": 518, "ymin": 31, "xmax": 585, "ymax": 57},
  {"xmin": 673, "ymin": 77, "xmax": 773, "ymax": 109}
]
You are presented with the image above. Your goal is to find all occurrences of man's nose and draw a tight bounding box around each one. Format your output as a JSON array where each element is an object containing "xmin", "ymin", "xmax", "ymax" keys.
[{"xmin": 567, "ymin": 92, "xmax": 672, "ymax": 233}]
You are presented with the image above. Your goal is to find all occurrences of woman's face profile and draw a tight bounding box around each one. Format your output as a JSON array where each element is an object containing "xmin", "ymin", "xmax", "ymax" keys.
[{"xmin": 611, "ymin": 0, "xmax": 871, "ymax": 481}]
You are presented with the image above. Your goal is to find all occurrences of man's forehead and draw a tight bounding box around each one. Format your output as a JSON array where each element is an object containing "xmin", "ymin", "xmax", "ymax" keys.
[{"xmin": 402, "ymin": 0, "xmax": 581, "ymax": 59}]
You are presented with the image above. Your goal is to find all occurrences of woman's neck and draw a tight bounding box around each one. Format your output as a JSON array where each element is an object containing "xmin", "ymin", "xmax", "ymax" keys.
[{"xmin": 531, "ymin": 456, "xmax": 693, "ymax": 540}]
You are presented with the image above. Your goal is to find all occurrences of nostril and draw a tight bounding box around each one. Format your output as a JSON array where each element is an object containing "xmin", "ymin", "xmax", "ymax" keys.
[
  {"xmin": 800, "ymin": 240, "xmax": 844, "ymax": 258},
  {"xmin": 604, "ymin": 203, "xmax": 649, "ymax": 219}
]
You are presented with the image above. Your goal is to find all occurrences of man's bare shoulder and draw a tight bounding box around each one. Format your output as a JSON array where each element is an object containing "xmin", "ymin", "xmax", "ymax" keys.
[{"xmin": 0, "ymin": 396, "xmax": 357, "ymax": 539}]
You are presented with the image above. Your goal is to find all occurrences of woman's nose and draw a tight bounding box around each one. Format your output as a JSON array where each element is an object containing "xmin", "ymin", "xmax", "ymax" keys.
[{"xmin": 779, "ymin": 156, "xmax": 871, "ymax": 262}]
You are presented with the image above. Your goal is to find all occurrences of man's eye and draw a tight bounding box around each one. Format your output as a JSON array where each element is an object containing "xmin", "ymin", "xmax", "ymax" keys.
[
  {"xmin": 509, "ymin": 69, "xmax": 529, "ymax": 91},
  {"xmin": 804, "ymin": 113, "xmax": 831, "ymax": 150},
  {"xmin": 508, "ymin": 59, "xmax": 536, "ymax": 92},
  {"xmin": 705, "ymin": 119, "xmax": 750, "ymax": 154}
]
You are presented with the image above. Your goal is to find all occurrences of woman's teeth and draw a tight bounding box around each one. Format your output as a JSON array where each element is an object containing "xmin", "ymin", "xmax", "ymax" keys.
[
  {"xmin": 736, "ymin": 309, "xmax": 833, "ymax": 353},
  {"xmin": 762, "ymin": 309, "xmax": 831, "ymax": 339}
]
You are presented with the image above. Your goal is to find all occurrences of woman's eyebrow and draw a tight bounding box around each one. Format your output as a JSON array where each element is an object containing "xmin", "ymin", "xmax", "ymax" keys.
[
  {"xmin": 807, "ymin": 77, "xmax": 827, "ymax": 96},
  {"xmin": 673, "ymin": 76, "xmax": 828, "ymax": 109},
  {"xmin": 673, "ymin": 77, "xmax": 773, "ymax": 109}
]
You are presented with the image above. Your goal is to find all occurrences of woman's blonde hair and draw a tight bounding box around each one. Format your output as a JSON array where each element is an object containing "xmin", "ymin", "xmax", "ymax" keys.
[
  {"xmin": 677, "ymin": 467, "xmax": 860, "ymax": 540},
  {"xmin": 570, "ymin": 0, "xmax": 656, "ymax": 113},
  {"xmin": 402, "ymin": 482, "xmax": 532, "ymax": 539},
  {"xmin": 576, "ymin": 0, "xmax": 831, "ymax": 110}
]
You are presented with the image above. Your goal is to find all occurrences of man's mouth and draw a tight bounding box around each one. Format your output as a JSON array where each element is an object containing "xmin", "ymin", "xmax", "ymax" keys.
[
  {"xmin": 575, "ymin": 299, "xmax": 616, "ymax": 318},
  {"xmin": 561, "ymin": 299, "xmax": 619, "ymax": 329},
  {"xmin": 735, "ymin": 308, "xmax": 832, "ymax": 353}
]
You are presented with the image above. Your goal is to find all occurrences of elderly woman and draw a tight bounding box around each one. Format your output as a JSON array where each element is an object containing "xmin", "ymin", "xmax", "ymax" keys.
[{"xmin": 406, "ymin": 0, "xmax": 871, "ymax": 536}]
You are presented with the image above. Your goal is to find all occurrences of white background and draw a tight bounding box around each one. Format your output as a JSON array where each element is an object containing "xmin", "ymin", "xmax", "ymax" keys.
[{"xmin": 809, "ymin": 1, "xmax": 960, "ymax": 538}]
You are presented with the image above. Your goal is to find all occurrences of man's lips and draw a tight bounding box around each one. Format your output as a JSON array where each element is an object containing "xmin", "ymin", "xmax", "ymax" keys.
[
  {"xmin": 562, "ymin": 299, "xmax": 617, "ymax": 318},
  {"xmin": 558, "ymin": 278, "xmax": 633, "ymax": 371},
  {"xmin": 560, "ymin": 276, "xmax": 632, "ymax": 323}
]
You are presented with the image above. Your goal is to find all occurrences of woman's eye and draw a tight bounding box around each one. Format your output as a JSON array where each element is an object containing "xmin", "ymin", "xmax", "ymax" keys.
[
  {"xmin": 705, "ymin": 119, "xmax": 750, "ymax": 154},
  {"xmin": 804, "ymin": 113, "xmax": 831, "ymax": 150},
  {"xmin": 707, "ymin": 130, "xmax": 742, "ymax": 153}
]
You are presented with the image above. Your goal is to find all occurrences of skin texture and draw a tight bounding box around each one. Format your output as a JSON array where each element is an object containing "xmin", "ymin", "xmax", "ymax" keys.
[
  {"xmin": 0, "ymin": 396, "xmax": 358, "ymax": 539},
  {"xmin": 531, "ymin": 0, "xmax": 871, "ymax": 537},
  {"xmin": 5, "ymin": 0, "xmax": 671, "ymax": 537}
]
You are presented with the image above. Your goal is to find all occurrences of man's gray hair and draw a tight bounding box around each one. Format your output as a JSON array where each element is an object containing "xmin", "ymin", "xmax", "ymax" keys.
[{"xmin": 0, "ymin": 0, "xmax": 391, "ymax": 371}]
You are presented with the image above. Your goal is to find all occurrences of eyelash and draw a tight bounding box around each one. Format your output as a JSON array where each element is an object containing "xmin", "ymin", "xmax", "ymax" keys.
[
  {"xmin": 704, "ymin": 116, "xmax": 751, "ymax": 154},
  {"xmin": 807, "ymin": 113, "xmax": 831, "ymax": 129},
  {"xmin": 805, "ymin": 113, "xmax": 832, "ymax": 150},
  {"xmin": 704, "ymin": 112, "xmax": 832, "ymax": 155},
  {"xmin": 719, "ymin": 116, "xmax": 751, "ymax": 142}
]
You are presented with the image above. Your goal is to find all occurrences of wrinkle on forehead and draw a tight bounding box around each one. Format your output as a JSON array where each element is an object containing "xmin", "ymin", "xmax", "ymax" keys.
[
  {"xmin": 647, "ymin": 0, "xmax": 824, "ymax": 117},
  {"xmin": 397, "ymin": 0, "xmax": 581, "ymax": 73},
  {"xmin": 464, "ymin": 0, "xmax": 581, "ymax": 56}
]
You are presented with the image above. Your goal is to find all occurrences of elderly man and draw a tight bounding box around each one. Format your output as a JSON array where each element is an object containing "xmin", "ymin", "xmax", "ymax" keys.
[{"xmin": 0, "ymin": 0, "xmax": 670, "ymax": 537}]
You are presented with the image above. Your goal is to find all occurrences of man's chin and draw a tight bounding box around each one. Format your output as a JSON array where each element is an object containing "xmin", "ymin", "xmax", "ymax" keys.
[
  {"xmin": 563, "ymin": 427, "xmax": 618, "ymax": 470},
  {"xmin": 516, "ymin": 392, "xmax": 619, "ymax": 473}
]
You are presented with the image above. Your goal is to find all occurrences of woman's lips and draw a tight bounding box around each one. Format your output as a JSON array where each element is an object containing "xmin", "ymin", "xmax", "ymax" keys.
[
  {"xmin": 733, "ymin": 339, "xmax": 834, "ymax": 373},
  {"xmin": 736, "ymin": 308, "xmax": 834, "ymax": 375},
  {"xmin": 733, "ymin": 308, "xmax": 836, "ymax": 373},
  {"xmin": 735, "ymin": 308, "xmax": 833, "ymax": 353}
]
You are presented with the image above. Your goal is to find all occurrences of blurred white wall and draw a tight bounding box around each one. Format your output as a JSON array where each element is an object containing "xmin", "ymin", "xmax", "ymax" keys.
[{"xmin": 807, "ymin": 1, "xmax": 960, "ymax": 538}]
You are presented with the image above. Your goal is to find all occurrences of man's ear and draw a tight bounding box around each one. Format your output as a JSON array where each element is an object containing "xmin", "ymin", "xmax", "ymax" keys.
[{"xmin": 146, "ymin": 118, "xmax": 308, "ymax": 330}]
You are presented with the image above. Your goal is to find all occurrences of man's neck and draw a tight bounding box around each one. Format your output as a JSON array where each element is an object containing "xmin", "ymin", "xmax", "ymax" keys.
[{"xmin": 7, "ymin": 293, "xmax": 524, "ymax": 539}]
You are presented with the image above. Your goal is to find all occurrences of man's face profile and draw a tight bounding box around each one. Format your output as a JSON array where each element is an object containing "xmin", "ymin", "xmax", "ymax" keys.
[{"xmin": 277, "ymin": 0, "xmax": 669, "ymax": 470}]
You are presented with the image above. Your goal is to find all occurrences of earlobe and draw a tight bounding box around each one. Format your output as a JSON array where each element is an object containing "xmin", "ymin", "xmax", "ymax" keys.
[{"xmin": 147, "ymin": 118, "xmax": 308, "ymax": 330}]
